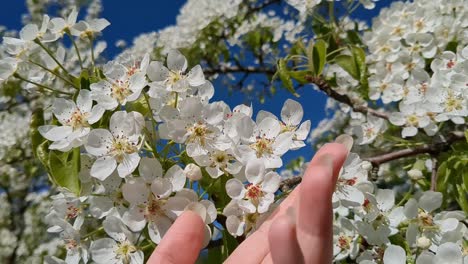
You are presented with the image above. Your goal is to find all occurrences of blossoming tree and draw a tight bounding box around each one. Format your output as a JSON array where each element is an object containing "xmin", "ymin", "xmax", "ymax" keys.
[{"xmin": 0, "ymin": 0, "xmax": 467, "ymax": 263}]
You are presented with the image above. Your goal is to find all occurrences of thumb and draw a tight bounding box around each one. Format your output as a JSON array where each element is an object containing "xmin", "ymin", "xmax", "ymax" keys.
[{"xmin": 148, "ymin": 211, "xmax": 205, "ymax": 264}]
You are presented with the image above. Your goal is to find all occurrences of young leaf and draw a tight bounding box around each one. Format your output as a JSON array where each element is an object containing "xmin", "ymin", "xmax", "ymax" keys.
[
  {"xmin": 335, "ymin": 54, "xmax": 359, "ymax": 80},
  {"xmin": 30, "ymin": 109, "xmax": 46, "ymax": 159},
  {"xmin": 48, "ymin": 147, "xmax": 81, "ymax": 195},
  {"xmin": 312, "ymin": 39, "xmax": 327, "ymax": 76}
]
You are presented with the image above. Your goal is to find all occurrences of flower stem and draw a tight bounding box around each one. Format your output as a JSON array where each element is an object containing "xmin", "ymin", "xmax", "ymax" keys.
[
  {"xmin": 28, "ymin": 59, "xmax": 79, "ymax": 89},
  {"xmin": 89, "ymin": 35, "xmax": 96, "ymax": 68},
  {"xmin": 34, "ymin": 39, "xmax": 71, "ymax": 77},
  {"xmin": 66, "ymin": 32, "xmax": 84, "ymax": 70},
  {"xmin": 13, "ymin": 73, "xmax": 73, "ymax": 96}
]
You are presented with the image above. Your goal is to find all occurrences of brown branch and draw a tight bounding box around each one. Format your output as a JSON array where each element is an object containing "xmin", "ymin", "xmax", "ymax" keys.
[
  {"xmin": 365, "ymin": 131, "xmax": 465, "ymax": 166},
  {"xmin": 430, "ymin": 155, "xmax": 438, "ymax": 191},
  {"xmin": 306, "ymin": 75, "xmax": 389, "ymax": 120},
  {"xmin": 279, "ymin": 177, "xmax": 302, "ymax": 192}
]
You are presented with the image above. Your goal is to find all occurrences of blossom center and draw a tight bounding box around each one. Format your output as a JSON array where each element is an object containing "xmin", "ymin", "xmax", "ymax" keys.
[
  {"xmin": 186, "ymin": 122, "xmax": 212, "ymax": 146},
  {"xmin": 245, "ymin": 183, "xmax": 263, "ymax": 200},
  {"xmin": 115, "ymin": 240, "xmax": 137, "ymax": 263},
  {"xmin": 110, "ymin": 135, "xmax": 138, "ymax": 163},
  {"xmin": 66, "ymin": 109, "xmax": 90, "ymax": 129},
  {"xmin": 250, "ymin": 137, "xmax": 273, "ymax": 158},
  {"xmin": 337, "ymin": 235, "xmax": 351, "ymax": 250},
  {"xmin": 111, "ymin": 80, "xmax": 131, "ymax": 104}
]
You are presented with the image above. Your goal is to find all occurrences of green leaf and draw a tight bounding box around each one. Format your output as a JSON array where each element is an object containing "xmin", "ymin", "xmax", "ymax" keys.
[
  {"xmin": 203, "ymin": 246, "xmax": 222, "ymax": 264},
  {"xmin": 456, "ymin": 184, "xmax": 468, "ymax": 214},
  {"xmin": 126, "ymin": 96, "xmax": 150, "ymax": 116},
  {"xmin": 48, "ymin": 148, "xmax": 81, "ymax": 195},
  {"xmin": 277, "ymin": 59, "xmax": 298, "ymax": 97},
  {"xmin": 436, "ymin": 161, "xmax": 450, "ymax": 194},
  {"xmin": 335, "ymin": 55, "xmax": 359, "ymax": 80},
  {"xmin": 289, "ymin": 70, "xmax": 313, "ymax": 84},
  {"xmin": 29, "ymin": 109, "xmax": 46, "ymax": 159},
  {"xmin": 464, "ymin": 129, "xmax": 468, "ymax": 143},
  {"xmin": 221, "ymin": 229, "xmax": 239, "ymax": 260},
  {"xmin": 312, "ymin": 39, "xmax": 327, "ymax": 76}
]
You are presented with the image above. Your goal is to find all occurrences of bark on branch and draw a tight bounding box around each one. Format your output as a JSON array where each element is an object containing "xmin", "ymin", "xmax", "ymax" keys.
[
  {"xmin": 365, "ymin": 131, "xmax": 465, "ymax": 166},
  {"xmin": 306, "ymin": 75, "xmax": 389, "ymax": 120}
]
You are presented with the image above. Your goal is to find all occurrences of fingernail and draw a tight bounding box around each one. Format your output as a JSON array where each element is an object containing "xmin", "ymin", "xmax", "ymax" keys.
[
  {"xmin": 286, "ymin": 206, "xmax": 296, "ymax": 224},
  {"xmin": 334, "ymin": 134, "xmax": 353, "ymax": 152}
]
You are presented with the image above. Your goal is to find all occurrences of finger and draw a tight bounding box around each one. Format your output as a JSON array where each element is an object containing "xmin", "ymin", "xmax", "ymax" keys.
[
  {"xmin": 225, "ymin": 141, "xmax": 350, "ymax": 263},
  {"xmin": 268, "ymin": 207, "xmax": 304, "ymax": 264},
  {"xmin": 297, "ymin": 139, "xmax": 351, "ymax": 263},
  {"xmin": 148, "ymin": 211, "xmax": 205, "ymax": 264},
  {"xmin": 260, "ymin": 141, "xmax": 351, "ymax": 232}
]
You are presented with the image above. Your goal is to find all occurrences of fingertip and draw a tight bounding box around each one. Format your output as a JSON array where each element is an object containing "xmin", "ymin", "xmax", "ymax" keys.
[{"xmin": 268, "ymin": 213, "xmax": 303, "ymax": 264}]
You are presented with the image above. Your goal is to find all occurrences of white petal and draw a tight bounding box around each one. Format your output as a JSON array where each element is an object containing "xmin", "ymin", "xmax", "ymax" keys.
[
  {"xmin": 38, "ymin": 125, "xmax": 73, "ymax": 141},
  {"xmin": 376, "ymin": 189, "xmax": 395, "ymax": 212},
  {"xmin": 295, "ymin": 120, "xmax": 311, "ymax": 140},
  {"xmin": 164, "ymin": 196, "xmax": 190, "ymax": 220},
  {"xmin": 117, "ymin": 153, "xmax": 140, "ymax": 177},
  {"xmin": 90, "ymin": 238, "xmax": 117, "ymax": 264},
  {"xmin": 226, "ymin": 215, "xmax": 244, "ymax": 237},
  {"xmin": 200, "ymin": 200, "xmax": 217, "ymax": 224},
  {"xmin": 244, "ymin": 159, "xmax": 265, "ymax": 184},
  {"xmin": 122, "ymin": 178, "xmax": 149, "ymax": 205},
  {"xmin": 85, "ymin": 129, "xmax": 113, "ymax": 156},
  {"xmin": 281, "ymin": 99, "xmax": 303, "ymax": 126},
  {"xmin": 262, "ymin": 171, "xmax": 280, "ymax": 193},
  {"xmin": 76, "ymin": 89, "xmax": 93, "ymax": 113},
  {"xmin": 165, "ymin": 165, "xmax": 186, "ymax": 191},
  {"xmin": 435, "ymin": 243, "xmax": 463, "ymax": 264},
  {"xmin": 20, "ymin": 24, "xmax": 38, "ymax": 41},
  {"xmin": 226, "ymin": 179, "xmax": 245, "ymax": 199},
  {"xmin": 151, "ymin": 178, "xmax": 173, "ymax": 198},
  {"xmin": 167, "ymin": 50, "xmax": 187, "ymax": 72},
  {"xmin": 383, "ymin": 245, "xmax": 406, "ymax": 264},
  {"xmin": 138, "ymin": 157, "xmax": 163, "ymax": 182},
  {"xmin": 147, "ymin": 61, "xmax": 170, "ymax": 82},
  {"xmin": 122, "ymin": 206, "xmax": 146, "ymax": 232},
  {"xmin": 402, "ymin": 126, "xmax": 418, "ymax": 138},
  {"xmin": 187, "ymin": 65, "xmax": 205, "ymax": 86},
  {"xmin": 258, "ymin": 117, "xmax": 280, "ymax": 139},
  {"xmin": 148, "ymin": 215, "xmax": 173, "ymax": 244},
  {"xmin": 90, "ymin": 156, "xmax": 117, "ymax": 181},
  {"xmin": 103, "ymin": 216, "xmax": 131, "ymax": 242},
  {"xmin": 419, "ymin": 191, "xmax": 442, "ymax": 213}
]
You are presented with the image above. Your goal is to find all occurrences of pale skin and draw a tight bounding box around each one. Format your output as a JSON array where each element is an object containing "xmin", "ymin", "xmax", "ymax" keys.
[{"xmin": 148, "ymin": 142, "xmax": 349, "ymax": 264}]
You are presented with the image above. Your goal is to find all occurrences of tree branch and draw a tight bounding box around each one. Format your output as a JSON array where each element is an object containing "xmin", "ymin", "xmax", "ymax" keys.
[
  {"xmin": 279, "ymin": 177, "xmax": 302, "ymax": 192},
  {"xmin": 306, "ymin": 75, "xmax": 389, "ymax": 120},
  {"xmin": 365, "ymin": 131, "xmax": 465, "ymax": 166},
  {"xmin": 430, "ymin": 155, "xmax": 438, "ymax": 191}
]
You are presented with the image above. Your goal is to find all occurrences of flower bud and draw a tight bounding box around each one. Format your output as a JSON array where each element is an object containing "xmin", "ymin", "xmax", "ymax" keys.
[
  {"xmin": 416, "ymin": 236, "xmax": 431, "ymax": 249},
  {"xmin": 184, "ymin": 163, "xmax": 202, "ymax": 181},
  {"xmin": 408, "ymin": 169, "xmax": 423, "ymax": 180},
  {"xmin": 361, "ymin": 161, "xmax": 372, "ymax": 171}
]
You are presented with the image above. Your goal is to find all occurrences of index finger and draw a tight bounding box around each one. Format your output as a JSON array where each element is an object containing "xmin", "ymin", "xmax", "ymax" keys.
[{"xmin": 148, "ymin": 211, "xmax": 205, "ymax": 264}]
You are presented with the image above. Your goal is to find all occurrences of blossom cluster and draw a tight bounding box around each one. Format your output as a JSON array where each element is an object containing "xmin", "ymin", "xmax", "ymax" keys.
[
  {"xmin": 0, "ymin": 6, "xmax": 312, "ymax": 262},
  {"xmin": 0, "ymin": 0, "xmax": 467, "ymax": 263}
]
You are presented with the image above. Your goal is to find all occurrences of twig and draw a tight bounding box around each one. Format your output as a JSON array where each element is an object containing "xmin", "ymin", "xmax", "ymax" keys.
[
  {"xmin": 279, "ymin": 177, "xmax": 302, "ymax": 192},
  {"xmin": 365, "ymin": 131, "xmax": 465, "ymax": 166},
  {"xmin": 306, "ymin": 75, "xmax": 389, "ymax": 120},
  {"xmin": 430, "ymin": 155, "xmax": 438, "ymax": 191}
]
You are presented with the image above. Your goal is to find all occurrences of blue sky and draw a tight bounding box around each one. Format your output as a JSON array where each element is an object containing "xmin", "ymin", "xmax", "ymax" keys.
[{"xmin": 1, "ymin": 0, "xmax": 394, "ymax": 164}]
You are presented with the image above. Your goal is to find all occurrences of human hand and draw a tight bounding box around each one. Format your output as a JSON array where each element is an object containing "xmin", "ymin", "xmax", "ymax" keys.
[{"xmin": 148, "ymin": 138, "xmax": 352, "ymax": 264}]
